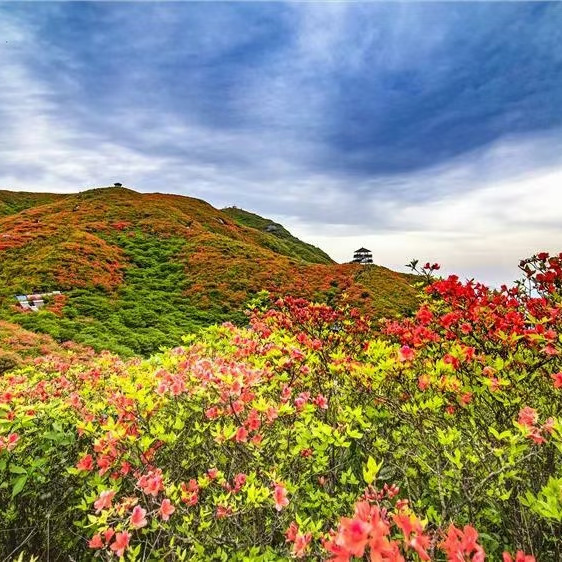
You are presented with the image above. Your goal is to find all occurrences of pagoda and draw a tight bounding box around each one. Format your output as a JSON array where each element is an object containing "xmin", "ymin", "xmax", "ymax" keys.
[{"xmin": 352, "ymin": 247, "xmax": 373, "ymax": 264}]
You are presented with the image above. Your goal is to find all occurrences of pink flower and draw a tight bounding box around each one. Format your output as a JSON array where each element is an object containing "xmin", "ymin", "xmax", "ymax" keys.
[
  {"xmin": 130, "ymin": 505, "xmax": 147, "ymax": 529},
  {"xmin": 314, "ymin": 394, "xmax": 329, "ymax": 409},
  {"xmin": 273, "ymin": 483, "xmax": 289, "ymax": 511},
  {"xmin": 4, "ymin": 433, "xmax": 19, "ymax": 451},
  {"xmin": 110, "ymin": 531, "xmax": 131, "ymax": 557},
  {"xmin": 503, "ymin": 551, "xmax": 536, "ymax": 562},
  {"xmin": 88, "ymin": 533, "xmax": 103, "ymax": 549},
  {"xmin": 518, "ymin": 406, "xmax": 538, "ymax": 428},
  {"xmin": 94, "ymin": 490, "xmax": 116, "ymax": 513},
  {"xmin": 399, "ymin": 345, "xmax": 415, "ymax": 362},
  {"xmin": 293, "ymin": 532, "xmax": 312, "ymax": 558},
  {"xmin": 294, "ymin": 392, "xmax": 310, "ymax": 410},
  {"xmin": 285, "ymin": 521, "xmax": 299, "ymax": 542},
  {"xmin": 159, "ymin": 498, "xmax": 175, "ymax": 521},
  {"xmin": 235, "ymin": 426, "xmax": 248, "ymax": 442},
  {"xmin": 205, "ymin": 406, "xmax": 220, "ymax": 419},
  {"xmin": 137, "ymin": 470, "xmax": 164, "ymax": 497}
]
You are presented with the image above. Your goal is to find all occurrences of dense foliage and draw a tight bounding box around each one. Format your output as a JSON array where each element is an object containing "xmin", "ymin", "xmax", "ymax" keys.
[
  {"xmin": 1, "ymin": 253, "xmax": 561, "ymax": 560},
  {"xmin": 0, "ymin": 191, "xmax": 65, "ymax": 218},
  {"xmin": 0, "ymin": 187, "xmax": 418, "ymax": 355}
]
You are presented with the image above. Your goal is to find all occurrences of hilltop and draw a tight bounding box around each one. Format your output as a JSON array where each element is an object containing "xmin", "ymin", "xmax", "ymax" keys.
[{"xmin": 0, "ymin": 186, "xmax": 418, "ymax": 355}]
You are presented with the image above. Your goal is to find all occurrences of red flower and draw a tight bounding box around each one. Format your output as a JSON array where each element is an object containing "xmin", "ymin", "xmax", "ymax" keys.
[
  {"xmin": 110, "ymin": 531, "xmax": 131, "ymax": 557},
  {"xmin": 338, "ymin": 516, "xmax": 372, "ymax": 557},
  {"xmin": 285, "ymin": 521, "xmax": 299, "ymax": 542},
  {"xmin": 130, "ymin": 505, "xmax": 147, "ymax": 529},
  {"xmin": 503, "ymin": 551, "xmax": 536, "ymax": 562},
  {"xmin": 216, "ymin": 505, "xmax": 233, "ymax": 518},
  {"xmin": 2, "ymin": 433, "xmax": 19, "ymax": 451},
  {"xmin": 76, "ymin": 454, "xmax": 94, "ymax": 472},
  {"xmin": 88, "ymin": 533, "xmax": 103, "ymax": 549},
  {"xmin": 94, "ymin": 490, "xmax": 116, "ymax": 513},
  {"xmin": 314, "ymin": 394, "xmax": 329, "ymax": 409},
  {"xmin": 159, "ymin": 498, "xmax": 175, "ymax": 521},
  {"xmin": 418, "ymin": 375, "xmax": 430, "ymax": 391},
  {"xmin": 551, "ymin": 372, "xmax": 562, "ymax": 388},
  {"xmin": 137, "ymin": 470, "xmax": 164, "ymax": 497},
  {"xmin": 293, "ymin": 532, "xmax": 312, "ymax": 558},
  {"xmin": 441, "ymin": 524, "xmax": 485, "ymax": 562},
  {"xmin": 235, "ymin": 426, "xmax": 248, "ymax": 442},
  {"xmin": 273, "ymin": 483, "xmax": 289, "ymax": 511},
  {"xmin": 518, "ymin": 407, "xmax": 538, "ymax": 428},
  {"xmin": 399, "ymin": 345, "xmax": 415, "ymax": 362}
]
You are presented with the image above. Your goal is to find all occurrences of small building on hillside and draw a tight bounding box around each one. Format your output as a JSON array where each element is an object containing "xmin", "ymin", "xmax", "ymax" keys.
[
  {"xmin": 15, "ymin": 291, "xmax": 61, "ymax": 312},
  {"xmin": 352, "ymin": 247, "xmax": 373, "ymax": 264},
  {"xmin": 114, "ymin": 182, "xmax": 123, "ymax": 187}
]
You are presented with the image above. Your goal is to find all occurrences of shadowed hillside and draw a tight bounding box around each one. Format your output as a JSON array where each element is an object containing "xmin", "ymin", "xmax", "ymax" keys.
[{"xmin": 0, "ymin": 186, "xmax": 418, "ymax": 355}]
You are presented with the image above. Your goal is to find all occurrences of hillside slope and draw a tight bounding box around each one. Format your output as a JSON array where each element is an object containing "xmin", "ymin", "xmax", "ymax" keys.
[
  {"xmin": 222, "ymin": 206, "xmax": 333, "ymax": 264},
  {"xmin": 0, "ymin": 190, "xmax": 66, "ymax": 217},
  {"xmin": 0, "ymin": 187, "xmax": 418, "ymax": 355}
]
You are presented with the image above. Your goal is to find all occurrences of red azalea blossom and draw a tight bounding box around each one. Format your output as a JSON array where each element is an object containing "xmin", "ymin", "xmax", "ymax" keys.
[
  {"xmin": 159, "ymin": 498, "xmax": 175, "ymax": 521},
  {"xmin": 88, "ymin": 533, "xmax": 103, "ymax": 549},
  {"xmin": 76, "ymin": 453, "xmax": 94, "ymax": 471},
  {"xmin": 273, "ymin": 483, "xmax": 289, "ymax": 511},
  {"xmin": 551, "ymin": 372, "xmax": 562, "ymax": 388},
  {"xmin": 503, "ymin": 551, "xmax": 536, "ymax": 562},
  {"xmin": 399, "ymin": 345, "xmax": 415, "ymax": 362},
  {"xmin": 285, "ymin": 521, "xmax": 299, "ymax": 542},
  {"xmin": 110, "ymin": 531, "xmax": 131, "ymax": 557},
  {"xmin": 130, "ymin": 505, "xmax": 148, "ymax": 528},
  {"xmin": 292, "ymin": 532, "xmax": 312, "ymax": 558},
  {"xmin": 94, "ymin": 490, "xmax": 116, "ymax": 513},
  {"xmin": 518, "ymin": 407, "xmax": 538, "ymax": 428}
]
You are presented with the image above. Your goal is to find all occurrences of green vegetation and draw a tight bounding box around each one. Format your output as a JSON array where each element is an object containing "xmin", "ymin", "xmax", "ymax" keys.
[
  {"xmin": 1, "ymin": 233, "xmax": 241, "ymax": 356},
  {"xmin": 222, "ymin": 206, "xmax": 333, "ymax": 265},
  {"xmin": 0, "ymin": 190, "xmax": 66, "ymax": 217}
]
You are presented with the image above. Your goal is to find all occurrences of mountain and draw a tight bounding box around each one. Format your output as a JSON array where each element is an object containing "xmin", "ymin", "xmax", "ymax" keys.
[{"xmin": 0, "ymin": 186, "xmax": 418, "ymax": 356}]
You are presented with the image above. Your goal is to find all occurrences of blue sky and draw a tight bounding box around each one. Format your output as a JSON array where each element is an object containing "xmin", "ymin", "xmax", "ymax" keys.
[{"xmin": 1, "ymin": 2, "xmax": 562, "ymax": 285}]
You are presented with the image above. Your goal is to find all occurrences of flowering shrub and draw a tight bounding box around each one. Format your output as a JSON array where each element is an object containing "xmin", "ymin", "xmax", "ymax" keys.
[{"xmin": 0, "ymin": 253, "xmax": 561, "ymax": 559}]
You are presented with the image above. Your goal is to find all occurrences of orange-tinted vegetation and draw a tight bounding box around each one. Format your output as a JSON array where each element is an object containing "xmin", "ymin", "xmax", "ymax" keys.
[{"xmin": 0, "ymin": 186, "xmax": 418, "ymax": 355}]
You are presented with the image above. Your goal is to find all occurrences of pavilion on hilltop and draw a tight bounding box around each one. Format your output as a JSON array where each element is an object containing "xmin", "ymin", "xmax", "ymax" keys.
[{"xmin": 352, "ymin": 247, "xmax": 373, "ymax": 264}]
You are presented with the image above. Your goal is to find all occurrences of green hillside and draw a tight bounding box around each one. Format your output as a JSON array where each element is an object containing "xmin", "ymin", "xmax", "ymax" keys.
[
  {"xmin": 222, "ymin": 206, "xmax": 333, "ymax": 265},
  {"xmin": 0, "ymin": 190, "xmax": 66, "ymax": 217}
]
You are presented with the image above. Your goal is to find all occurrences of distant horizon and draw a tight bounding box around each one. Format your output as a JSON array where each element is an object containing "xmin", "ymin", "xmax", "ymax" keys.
[{"xmin": 1, "ymin": 2, "xmax": 561, "ymax": 286}]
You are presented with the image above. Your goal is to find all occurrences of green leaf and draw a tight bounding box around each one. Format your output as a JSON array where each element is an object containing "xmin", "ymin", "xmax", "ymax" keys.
[
  {"xmin": 12, "ymin": 474, "xmax": 27, "ymax": 497},
  {"xmin": 363, "ymin": 455, "xmax": 383, "ymax": 484}
]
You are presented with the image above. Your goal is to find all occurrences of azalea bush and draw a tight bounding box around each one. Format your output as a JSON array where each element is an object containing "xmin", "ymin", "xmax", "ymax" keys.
[{"xmin": 1, "ymin": 253, "xmax": 562, "ymax": 560}]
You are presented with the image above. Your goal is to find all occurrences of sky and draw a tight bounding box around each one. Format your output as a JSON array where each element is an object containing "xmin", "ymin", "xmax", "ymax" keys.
[{"xmin": 1, "ymin": 2, "xmax": 562, "ymax": 286}]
